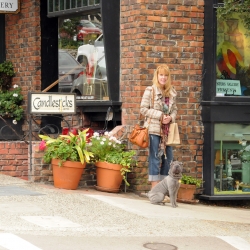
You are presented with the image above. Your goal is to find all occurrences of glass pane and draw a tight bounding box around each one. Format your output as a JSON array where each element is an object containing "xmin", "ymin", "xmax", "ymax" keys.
[
  {"xmin": 48, "ymin": 0, "xmax": 54, "ymax": 12},
  {"xmin": 66, "ymin": 0, "xmax": 70, "ymax": 9},
  {"xmin": 214, "ymin": 123, "xmax": 250, "ymax": 195},
  {"xmin": 216, "ymin": 12, "xmax": 250, "ymax": 96},
  {"xmin": 60, "ymin": 0, "xmax": 64, "ymax": 10},
  {"xmin": 95, "ymin": 0, "xmax": 100, "ymax": 4},
  {"xmin": 71, "ymin": 0, "xmax": 76, "ymax": 8},
  {"xmin": 55, "ymin": 0, "xmax": 59, "ymax": 11},
  {"xmin": 58, "ymin": 12, "xmax": 108, "ymax": 101},
  {"xmin": 77, "ymin": 0, "xmax": 82, "ymax": 7},
  {"xmin": 82, "ymin": 0, "xmax": 87, "ymax": 6},
  {"xmin": 89, "ymin": 0, "xmax": 94, "ymax": 5}
]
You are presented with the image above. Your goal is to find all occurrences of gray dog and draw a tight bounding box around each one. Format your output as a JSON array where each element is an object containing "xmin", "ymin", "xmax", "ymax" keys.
[{"xmin": 148, "ymin": 161, "xmax": 183, "ymax": 208}]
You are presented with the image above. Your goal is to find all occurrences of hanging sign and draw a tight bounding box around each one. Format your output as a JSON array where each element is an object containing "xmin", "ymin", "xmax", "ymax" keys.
[
  {"xmin": 28, "ymin": 92, "xmax": 76, "ymax": 114},
  {"xmin": 0, "ymin": 0, "xmax": 20, "ymax": 14}
]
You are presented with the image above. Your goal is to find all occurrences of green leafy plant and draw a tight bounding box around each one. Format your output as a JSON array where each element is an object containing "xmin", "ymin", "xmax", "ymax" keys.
[
  {"xmin": 0, "ymin": 61, "xmax": 24, "ymax": 123},
  {"xmin": 89, "ymin": 132, "xmax": 137, "ymax": 185},
  {"xmin": 0, "ymin": 85, "xmax": 24, "ymax": 122},
  {"xmin": 0, "ymin": 61, "xmax": 15, "ymax": 91},
  {"xmin": 217, "ymin": 0, "xmax": 250, "ymax": 30},
  {"xmin": 39, "ymin": 129, "xmax": 94, "ymax": 165},
  {"xmin": 181, "ymin": 175, "xmax": 203, "ymax": 188}
]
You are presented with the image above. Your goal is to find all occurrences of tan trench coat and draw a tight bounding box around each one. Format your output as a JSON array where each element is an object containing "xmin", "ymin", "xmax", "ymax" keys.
[{"xmin": 140, "ymin": 85, "xmax": 177, "ymax": 136}]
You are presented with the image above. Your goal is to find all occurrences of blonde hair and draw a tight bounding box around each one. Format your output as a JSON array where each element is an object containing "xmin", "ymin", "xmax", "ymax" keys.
[{"xmin": 152, "ymin": 64, "xmax": 172, "ymax": 96}]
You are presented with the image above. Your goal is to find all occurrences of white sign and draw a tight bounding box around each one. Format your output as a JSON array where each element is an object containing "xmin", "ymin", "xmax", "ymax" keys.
[
  {"xmin": 0, "ymin": 0, "xmax": 20, "ymax": 13},
  {"xmin": 216, "ymin": 79, "xmax": 241, "ymax": 96},
  {"xmin": 28, "ymin": 92, "xmax": 76, "ymax": 114}
]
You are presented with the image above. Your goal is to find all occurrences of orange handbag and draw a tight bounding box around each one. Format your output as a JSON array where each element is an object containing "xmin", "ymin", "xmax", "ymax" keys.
[
  {"xmin": 129, "ymin": 87, "xmax": 154, "ymax": 148},
  {"xmin": 129, "ymin": 124, "xmax": 149, "ymax": 148}
]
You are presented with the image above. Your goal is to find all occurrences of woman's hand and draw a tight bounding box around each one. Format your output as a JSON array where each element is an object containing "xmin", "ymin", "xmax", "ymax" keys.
[{"xmin": 162, "ymin": 115, "xmax": 172, "ymax": 124}]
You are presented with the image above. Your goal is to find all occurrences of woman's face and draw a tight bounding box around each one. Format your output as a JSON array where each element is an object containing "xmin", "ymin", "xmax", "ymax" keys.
[{"xmin": 157, "ymin": 72, "xmax": 168, "ymax": 86}]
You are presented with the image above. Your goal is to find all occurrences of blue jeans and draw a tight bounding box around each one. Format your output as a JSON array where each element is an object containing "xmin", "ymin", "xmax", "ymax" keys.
[{"xmin": 148, "ymin": 134, "xmax": 173, "ymax": 182}]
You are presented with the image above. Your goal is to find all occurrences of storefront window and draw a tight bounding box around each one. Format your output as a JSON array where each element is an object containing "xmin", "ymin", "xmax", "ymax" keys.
[
  {"xmin": 58, "ymin": 12, "xmax": 109, "ymax": 101},
  {"xmin": 216, "ymin": 11, "xmax": 250, "ymax": 96},
  {"xmin": 214, "ymin": 123, "xmax": 250, "ymax": 195}
]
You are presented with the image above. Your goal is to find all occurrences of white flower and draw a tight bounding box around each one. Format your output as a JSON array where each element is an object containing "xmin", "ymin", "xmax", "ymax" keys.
[
  {"xmin": 108, "ymin": 142, "xmax": 112, "ymax": 145},
  {"xmin": 100, "ymin": 141, "xmax": 104, "ymax": 145},
  {"xmin": 97, "ymin": 137, "xmax": 100, "ymax": 140},
  {"xmin": 102, "ymin": 138, "xmax": 106, "ymax": 142},
  {"xmin": 109, "ymin": 136, "xmax": 116, "ymax": 141},
  {"xmin": 93, "ymin": 132, "xmax": 99, "ymax": 137},
  {"xmin": 13, "ymin": 84, "xmax": 18, "ymax": 88},
  {"xmin": 104, "ymin": 131, "xmax": 109, "ymax": 136},
  {"xmin": 88, "ymin": 142, "xmax": 92, "ymax": 146},
  {"xmin": 13, "ymin": 93, "xmax": 18, "ymax": 97},
  {"xmin": 13, "ymin": 120, "xmax": 17, "ymax": 125},
  {"xmin": 113, "ymin": 144, "xmax": 116, "ymax": 148}
]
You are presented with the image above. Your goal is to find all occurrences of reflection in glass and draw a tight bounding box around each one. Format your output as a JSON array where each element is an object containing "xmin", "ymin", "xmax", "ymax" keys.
[
  {"xmin": 216, "ymin": 13, "xmax": 250, "ymax": 96},
  {"xmin": 89, "ymin": 0, "xmax": 95, "ymax": 5},
  {"xmin": 58, "ymin": 11, "xmax": 108, "ymax": 101},
  {"xmin": 83, "ymin": 0, "xmax": 88, "ymax": 6},
  {"xmin": 214, "ymin": 123, "xmax": 250, "ymax": 195}
]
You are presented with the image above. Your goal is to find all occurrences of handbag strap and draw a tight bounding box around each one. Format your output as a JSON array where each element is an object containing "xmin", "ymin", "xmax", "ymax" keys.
[{"xmin": 140, "ymin": 86, "xmax": 154, "ymax": 126}]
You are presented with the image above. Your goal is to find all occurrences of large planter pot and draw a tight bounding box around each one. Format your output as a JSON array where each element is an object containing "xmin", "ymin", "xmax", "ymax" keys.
[
  {"xmin": 177, "ymin": 183, "xmax": 196, "ymax": 200},
  {"xmin": 51, "ymin": 159, "xmax": 86, "ymax": 190},
  {"xmin": 95, "ymin": 161, "xmax": 123, "ymax": 193}
]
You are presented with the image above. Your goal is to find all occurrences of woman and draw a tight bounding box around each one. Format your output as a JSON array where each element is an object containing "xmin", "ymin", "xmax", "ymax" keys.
[{"xmin": 140, "ymin": 64, "xmax": 178, "ymax": 189}]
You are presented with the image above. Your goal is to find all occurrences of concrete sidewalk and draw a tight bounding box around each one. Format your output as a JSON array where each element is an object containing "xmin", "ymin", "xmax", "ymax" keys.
[{"xmin": 1, "ymin": 174, "xmax": 250, "ymax": 250}]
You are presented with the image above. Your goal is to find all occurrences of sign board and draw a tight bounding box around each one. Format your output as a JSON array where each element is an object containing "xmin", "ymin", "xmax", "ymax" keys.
[
  {"xmin": 28, "ymin": 92, "xmax": 76, "ymax": 114},
  {"xmin": 216, "ymin": 79, "xmax": 241, "ymax": 96},
  {"xmin": 0, "ymin": 0, "xmax": 20, "ymax": 14}
]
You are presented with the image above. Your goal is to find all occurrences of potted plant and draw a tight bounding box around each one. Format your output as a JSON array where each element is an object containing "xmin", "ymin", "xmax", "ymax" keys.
[
  {"xmin": 39, "ymin": 129, "xmax": 94, "ymax": 190},
  {"xmin": 89, "ymin": 131, "xmax": 137, "ymax": 192},
  {"xmin": 178, "ymin": 174, "xmax": 203, "ymax": 201},
  {"xmin": 0, "ymin": 61, "xmax": 24, "ymax": 140}
]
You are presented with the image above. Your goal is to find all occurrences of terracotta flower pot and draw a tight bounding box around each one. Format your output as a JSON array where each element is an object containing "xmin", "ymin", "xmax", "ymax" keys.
[
  {"xmin": 51, "ymin": 159, "xmax": 86, "ymax": 190},
  {"xmin": 95, "ymin": 161, "xmax": 123, "ymax": 193},
  {"xmin": 177, "ymin": 183, "xmax": 196, "ymax": 200}
]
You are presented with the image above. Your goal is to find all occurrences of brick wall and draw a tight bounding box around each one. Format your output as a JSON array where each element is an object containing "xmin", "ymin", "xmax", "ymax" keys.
[
  {"xmin": 0, "ymin": 142, "xmax": 29, "ymax": 180},
  {"xmin": 5, "ymin": 0, "xmax": 41, "ymax": 133},
  {"xmin": 120, "ymin": 0, "xmax": 205, "ymax": 191}
]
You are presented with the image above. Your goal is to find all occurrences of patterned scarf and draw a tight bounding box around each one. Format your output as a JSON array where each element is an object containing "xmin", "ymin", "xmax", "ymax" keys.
[
  {"xmin": 159, "ymin": 97, "xmax": 170, "ymax": 158},
  {"xmin": 162, "ymin": 97, "xmax": 170, "ymax": 136}
]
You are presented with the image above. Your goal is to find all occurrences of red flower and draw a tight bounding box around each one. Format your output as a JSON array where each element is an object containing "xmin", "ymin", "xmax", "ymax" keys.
[
  {"xmin": 62, "ymin": 128, "xmax": 69, "ymax": 135},
  {"xmin": 39, "ymin": 140, "xmax": 46, "ymax": 151},
  {"xmin": 86, "ymin": 128, "xmax": 94, "ymax": 142}
]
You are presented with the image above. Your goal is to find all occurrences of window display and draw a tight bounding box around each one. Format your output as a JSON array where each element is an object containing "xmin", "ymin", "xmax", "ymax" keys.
[
  {"xmin": 58, "ymin": 11, "xmax": 108, "ymax": 101},
  {"xmin": 216, "ymin": 11, "xmax": 250, "ymax": 96},
  {"xmin": 214, "ymin": 123, "xmax": 250, "ymax": 195}
]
